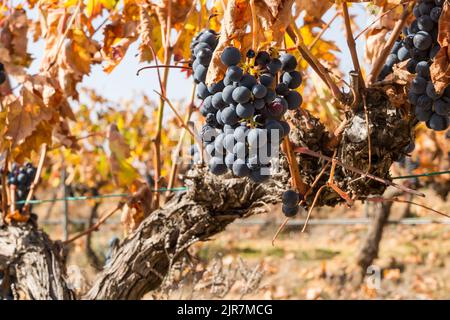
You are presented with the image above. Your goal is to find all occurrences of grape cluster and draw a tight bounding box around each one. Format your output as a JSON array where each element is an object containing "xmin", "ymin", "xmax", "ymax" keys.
[
  {"xmin": 0, "ymin": 62, "xmax": 5, "ymax": 85},
  {"xmin": 190, "ymin": 30, "xmax": 303, "ymax": 182},
  {"xmin": 379, "ymin": 0, "xmax": 449, "ymax": 131},
  {"xmin": 281, "ymin": 189, "xmax": 302, "ymax": 217},
  {"xmin": 7, "ymin": 163, "xmax": 37, "ymax": 212}
]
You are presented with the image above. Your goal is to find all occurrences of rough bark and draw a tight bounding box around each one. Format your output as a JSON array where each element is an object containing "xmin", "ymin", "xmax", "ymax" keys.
[
  {"xmin": 84, "ymin": 167, "xmax": 286, "ymax": 300},
  {"xmin": 0, "ymin": 223, "xmax": 74, "ymax": 300}
]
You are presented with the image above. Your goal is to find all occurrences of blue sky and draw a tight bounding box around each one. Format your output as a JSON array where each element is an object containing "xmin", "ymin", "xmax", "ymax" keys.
[{"xmin": 25, "ymin": 3, "xmax": 371, "ymax": 105}]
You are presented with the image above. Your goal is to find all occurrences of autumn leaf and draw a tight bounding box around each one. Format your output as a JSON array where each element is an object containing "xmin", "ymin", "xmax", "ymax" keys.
[{"xmin": 107, "ymin": 123, "xmax": 140, "ymax": 189}]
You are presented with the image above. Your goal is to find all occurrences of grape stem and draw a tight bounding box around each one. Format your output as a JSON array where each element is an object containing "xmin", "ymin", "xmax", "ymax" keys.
[
  {"xmin": 22, "ymin": 144, "xmax": 48, "ymax": 215},
  {"xmin": 367, "ymin": 1, "xmax": 414, "ymax": 85},
  {"xmin": 295, "ymin": 147, "xmax": 425, "ymax": 197},
  {"xmin": 1, "ymin": 149, "xmax": 10, "ymax": 224},
  {"xmin": 166, "ymin": 84, "xmax": 197, "ymax": 197},
  {"xmin": 136, "ymin": 64, "xmax": 191, "ymax": 76},
  {"xmin": 342, "ymin": 2, "xmax": 365, "ymax": 92}
]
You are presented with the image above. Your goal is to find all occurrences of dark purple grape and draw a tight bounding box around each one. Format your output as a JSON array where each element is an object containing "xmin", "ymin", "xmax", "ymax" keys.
[
  {"xmin": 407, "ymin": 59, "xmax": 419, "ymax": 74},
  {"xmin": 417, "ymin": 95, "xmax": 433, "ymax": 110},
  {"xmin": 240, "ymin": 74, "xmax": 257, "ymax": 90},
  {"xmin": 285, "ymin": 90, "xmax": 302, "ymax": 110},
  {"xmin": 232, "ymin": 86, "xmax": 251, "ymax": 104},
  {"xmin": 413, "ymin": 31, "xmax": 432, "ymax": 50},
  {"xmin": 246, "ymin": 49, "xmax": 256, "ymax": 58},
  {"xmin": 430, "ymin": 7, "xmax": 441, "ymax": 22},
  {"xmin": 232, "ymin": 158, "xmax": 250, "ymax": 177},
  {"xmin": 255, "ymin": 51, "xmax": 271, "ymax": 66},
  {"xmin": 418, "ymin": 2, "xmax": 433, "ymax": 15},
  {"xmin": 236, "ymin": 102, "xmax": 255, "ymax": 118},
  {"xmin": 221, "ymin": 105, "xmax": 240, "ymax": 125},
  {"xmin": 221, "ymin": 47, "xmax": 242, "ymax": 66},
  {"xmin": 282, "ymin": 189, "xmax": 299, "ymax": 208},
  {"xmin": 411, "ymin": 76, "xmax": 427, "ymax": 94},
  {"xmin": 209, "ymin": 157, "xmax": 228, "ymax": 175},
  {"xmin": 434, "ymin": 98, "xmax": 450, "ymax": 116},
  {"xmin": 225, "ymin": 65, "xmax": 243, "ymax": 82},
  {"xmin": 223, "ymin": 84, "xmax": 236, "ymax": 104},
  {"xmin": 254, "ymin": 98, "xmax": 265, "ymax": 110},
  {"xmin": 282, "ymin": 71, "xmax": 302, "ymax": 89},
  {"xmin": 198, "ymin": 31, "xmax": 218, "ymax": 48},
  {"xmin": 264, "ymin": 89, "xmax": 276, "ymax": 103},
  {"xmin": 415, "ymin": 105, "xmax": 433, "ymax": 121},
  {"xmin": 275, "ymin": 82, "xmax": 289, "ymax": 96},
  {"xmin": 197, "ymin": 48, "xmax": 212, "ymax": 65},
  {"xmin": 208, "ymin": 81, "xmax": 225, "ymax": 95},
  {"xmin": 398, "ymin": 46, "xmax": 411, "ymax": 61},
  {"xmin": 212, "ymin": 92, "xmax": 226, "ymax": 110},
  {"xmin": 417, "ymin": 15, "xmax": 434, "ymax": 32},
  {"xmin": 282, "ymin": 205, "xmax": 299, "ymax": 217},
  {"xmin": 279, "ymin": 54, "xmax": 297, "ymax": 72},
  {"xmin": 267, "ymin": 58, "xmax": 282, "ymax": 75},
  {"xmin": 259, "ymin": 73, "xmax": 274, "ymax": 87},
  {"xmin": 252, "ymin": 84, "xmax": 267, "ymax": 99},
  {"xmin": 197, "ymin": 82, "xmax": 210, "ymax": 100},
  {"xmin": 386, "ymin": 53, "xmax": 399, "ymax": 68},
  {"xmin": 427, "ymin": 113, "xmax": 449, "ymax": 131},
  {"xmin": 408, "ymin": 91, "xmax": 419, "ymax": 105},
  {"xmin": 415, "ymin": 61, "xmax": 430, "ymax": 78}
]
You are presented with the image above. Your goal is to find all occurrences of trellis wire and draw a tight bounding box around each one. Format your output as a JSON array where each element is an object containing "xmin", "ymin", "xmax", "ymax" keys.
[{"xmin": 12, "ymin": 170, "xmax": 450, "ymax": 206}]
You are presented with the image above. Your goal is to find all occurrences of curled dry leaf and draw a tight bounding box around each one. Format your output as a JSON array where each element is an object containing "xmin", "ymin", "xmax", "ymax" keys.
[
  {"xmin": 120, "ymin": 184, "xmax": 153, "ymax": 237},
  {"xmin": 430, "ymin": 1, "xmax": 450, "ymax": 94}
]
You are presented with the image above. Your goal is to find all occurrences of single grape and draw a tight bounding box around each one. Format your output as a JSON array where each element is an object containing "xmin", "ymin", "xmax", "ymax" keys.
[
  {"xmin": 392, "ymin": 40, "xmax": 403, "ymax": 54},
  {"xmin": 410, "ymin": 76, "xmax": 427, "ymax": 95},
  {"xmin": 415, "ymin": 61, "xmax": 430, "ymax": 78},
  {"xmin": 197, "ymin": 48, "xmax": 212, "ymax": 66},
  {"xmin": 232, "ymin": 86, "xmax": 251, "ymax": 104},
  {"xmin": 236, "ymin": 102, "xmax": 255, "ymax": 118},
  {"xmin": 254, "ymin": 98, "xmax": 265, "ymax": 110},
  {"xmin": 417, "ymin": 15, "xmax": 434, "ymax": 32},
  {"xmin": 212, "ymin": 92, "xmax": 226, "ymax": 110},
  {"xmin": 259, "ymin": 73, "xmax": 274, "ymax": 87},
  {"xmin": 233, "ymin": 125, "xmax": 248, "ymax": 142},
  {"xmin": 279, "ymin": 54, "xmax": 297, "ymax": 72},
  {"xmin": 417, "ymin": 95, "xmax": 433, "ymax": 110},
  {"xmin": 252, "ymin": 84, "xmax": 267, "ymax": 99},
  {"xmin": 265, "ymin": 120, "xmax": 284, "ymax": 141},
  {"xmin": 226, "ymin": 65, "xmax": 243, "ymax": 82},
  {"xmin": 397, "ymin": 46, "xmax": 411, "ymax": 61},
  {"xmin": 221, "ymin": 105, "xmax": 240, "ymax": 125},
  {"xmin": 198, "ymin": 31, "xmax": 218, "ymax": 48},
  {"xmin": 275, "ymin": 82, "xmax": 289, "ymax": 96},
  {"xmin": 406, "ymin": 59, "xmax": 418, "ymax": 74},
  {"xmin": 267, "ymin": 58, "xmax": 282, "ymax": 75},
  {"xmin": 193, "ymin": 42, "xmax": 211, "ymax": 56},
  {"xmin": 232, "ymin": 158, "xmax": 250, "ymax": 177},
  {"xmin": 240, "ymin": 74, "xmax": 257, "ymax": 90},
  {"xmin": 246, "ymin": 49, "xmax": 256, "ymax": 58},
  {"xmin": 285, "ymin": 90, "xmax": 303, "ymax": 110},
  {"xmin": 403, "ymin": 34, "xmax": 415, "ymax": 49},
  {"xmin": 282, "ymin": 205, "xmax": 299, "ymax": 217},
  {"xmin": 430, "ymin": 6, "xmax": 442, "ymax": 22},
  {"xmin": 255, "ymin": 51, "xmax": 271, "ymax": 66},
  {"xmin": 418, "ymin": 2, "xmax": 433, "ymax": 15},
  {"xmin": 282, "ymin": 189, "xmax": 299, "ymax": 208},
  {"xmin": 434, "ymin": 99, "xmax": 450, "ymax": 116},
  {"xmin": 427, "ymin": 113, "xmax": 449, "ymax": 131},
  {"xmin": 415, "ymin": 105, "xmax": 433, "ymax": 121},
  {"xmin": 208, "ymin": 81, "xmax": 225, "ymax": 95},
  {"xmin": 223, "ymin": 84, "xmax": 237, "ymax": 104},
  {"xmin": 282, "ymin": 71, "xmax": 302, "ymax": 89},
  {"xmin": 221, "ymin": 47, "xmax": 242, "ymax": 66},
  {"xmin": 209, "ymin": 157, "xmax": 228, "ymax": 175},
  {"xmin": 194, "ymin": 64, "xmax": 207, "ymax": 83},
  {"xmin": 413, "ymin": 5, "xmax": 422, "ymax": 18},
  {"xmin": 266, "ymin": 97, "xmax": 288, "ymax": 118},
  {"xmin": 413, "ymin": 31, "xmax": 432, "ymax": 50},
  {"xmin": 386, "ymin": 53, "xmax": 399, "ymax": 68},
  {"xmin": 197, "ymin": 82, "xmax": 210, "ymax": 100},
  {"xmin": 264, "ymin": 89, "xmax": 276, "ymax": 103}
]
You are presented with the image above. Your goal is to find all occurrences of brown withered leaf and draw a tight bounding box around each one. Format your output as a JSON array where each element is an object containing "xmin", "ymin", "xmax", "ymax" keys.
[
  {"xmin": 0, "ymin": 8, "xmax": 31, "ymax": 67},
  {"xmin": 52, "ymin": 120, "xmax": 80, "ymax": 150},
  {"xmin": 155, "ymin": 0, "xmax": 194, "ymax": 32},
  {"xmin": 5, "ymin": 88, "xmax": 52, "ymax": 146},
  {"xmin": 294, "ymin": 0, "xmax": 332, "ymax": 24},
  {"xmin": 430, "ymin": 1, "xmax": 450, "ymax": 93},
  {"xmin": 365, "ymin": 28, "xmax": 389, "ymax": 65},
  {"xmin": 120, "ymin": 183, "xmax": 153, "ymax": 237},
  {"xmin": 39, "ymin": 6, "xmax": 101, "ymax": 98}
]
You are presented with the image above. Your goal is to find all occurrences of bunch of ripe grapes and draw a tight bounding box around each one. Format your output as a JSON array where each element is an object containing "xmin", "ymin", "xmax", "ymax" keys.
[
  {"xmin": 190, "ymin": 29, "xmax": 303, "ymax": 185},
  {"xmin": 6, "ymin": 163, "xmax": 37, "ymax": 212},
  {"xmin": 379, "ymin": 0, "xmax": 449, "ymax": 131}
]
